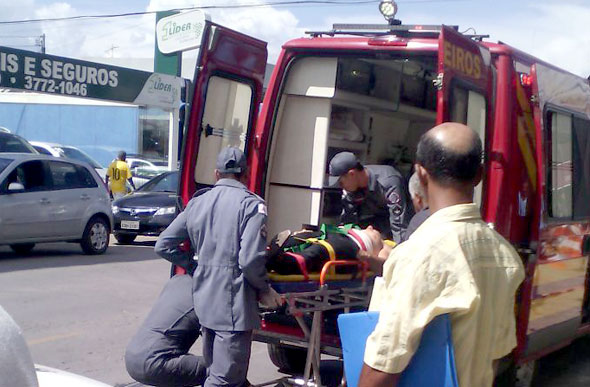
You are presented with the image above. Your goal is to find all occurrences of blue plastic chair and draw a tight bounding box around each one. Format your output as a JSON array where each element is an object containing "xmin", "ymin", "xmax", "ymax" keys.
[{"xmin": 337, "ymin": 312, "xmax": 459, "ymax": 387}]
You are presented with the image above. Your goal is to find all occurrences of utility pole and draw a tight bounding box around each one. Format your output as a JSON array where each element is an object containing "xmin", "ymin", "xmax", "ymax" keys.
[
  {"xmin": 35, "ymin": 33, "xmax": 46, "ymax": 53},
  {"xmin": 105, "ymin": 44, "xmax": 119, "ymax": 58}
]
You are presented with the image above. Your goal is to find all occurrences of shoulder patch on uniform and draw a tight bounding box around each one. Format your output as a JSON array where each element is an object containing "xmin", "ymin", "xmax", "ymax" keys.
[
  {"xmin": 387, "ymin": 191, "xmax": 401, "ymax": 205},
  {"xmin": 258, "ymin": 203, "xmax": 267, "ymax": 215}
]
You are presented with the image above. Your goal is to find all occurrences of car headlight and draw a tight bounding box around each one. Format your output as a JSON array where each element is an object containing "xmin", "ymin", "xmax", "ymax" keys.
[
  {"xmin": 155, "ymin": 207, "xmax": 176, "ymax": 216},
  {"xmin": 112, "ymin": 206, "xmax": 119, "ymax": 214}
]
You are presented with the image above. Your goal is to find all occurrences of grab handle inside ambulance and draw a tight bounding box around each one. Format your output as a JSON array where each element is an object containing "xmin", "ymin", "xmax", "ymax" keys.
[{"xmin": 319, "ymin": 260, "xmax": 370, "ymax": 286}]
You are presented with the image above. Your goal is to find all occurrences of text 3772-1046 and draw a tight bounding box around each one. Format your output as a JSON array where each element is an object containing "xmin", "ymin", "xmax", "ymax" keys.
[{"xmin": 24, "ymin": 75, "xmax": 88, "ymax": 96}]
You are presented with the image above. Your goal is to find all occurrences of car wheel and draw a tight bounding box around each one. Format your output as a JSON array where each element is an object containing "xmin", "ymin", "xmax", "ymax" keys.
[
  {"xmin": 267, "ymin": 343, "xmax": 307, "ymax": 374},
  {"xmin": 80, "ymin": 217, "xmax": 109, "ymax": 255},
  {"xmin": 9, "ymin": 243, "xmax": 35, "ymax": 254},
  {"xmin": 115, "ymin": 233, "xmax": 136, "ymax": 244}
]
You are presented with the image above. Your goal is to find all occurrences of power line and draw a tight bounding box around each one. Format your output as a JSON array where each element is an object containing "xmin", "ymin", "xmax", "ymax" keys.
[
  {"xmin": 0, "ymin": 35, "xmax": 39, "ymax": 38},
  {"xmin": 0, "ymin": 1, "xmax": 380, "ymax": 25}
]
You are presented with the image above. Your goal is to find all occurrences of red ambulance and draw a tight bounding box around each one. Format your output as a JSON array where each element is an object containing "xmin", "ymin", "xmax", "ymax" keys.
[{"xmin": 178, "ymin": 5, "xmax": 590, "ymax": 385}]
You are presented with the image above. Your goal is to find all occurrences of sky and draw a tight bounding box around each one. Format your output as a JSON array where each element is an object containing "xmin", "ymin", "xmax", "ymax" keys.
[{"xmin": 0, "ymin": 0, "xmax": 589, "ymax": 77}]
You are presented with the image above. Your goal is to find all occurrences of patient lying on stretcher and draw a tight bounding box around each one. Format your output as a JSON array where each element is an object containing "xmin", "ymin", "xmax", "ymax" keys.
[{"xmin": 266, "ymin": 224, "xmax": 392, "ymax": 276}]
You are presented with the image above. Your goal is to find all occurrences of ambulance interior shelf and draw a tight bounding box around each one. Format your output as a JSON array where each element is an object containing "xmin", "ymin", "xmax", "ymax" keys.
[{"xmin": 264, "ymin": 54, "xmax": 438, "ymax": 239}]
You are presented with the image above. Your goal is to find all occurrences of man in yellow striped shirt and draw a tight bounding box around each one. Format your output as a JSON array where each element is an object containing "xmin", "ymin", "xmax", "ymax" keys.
[{"xmin": 359, "ymin": 123, "xmax": 525, "ymax": 387}]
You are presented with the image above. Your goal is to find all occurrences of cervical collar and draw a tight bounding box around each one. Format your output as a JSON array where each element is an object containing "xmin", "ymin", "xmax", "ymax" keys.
[{"xmin": 347, "ymin": 229, "xmax": 374, "ymax": 254}]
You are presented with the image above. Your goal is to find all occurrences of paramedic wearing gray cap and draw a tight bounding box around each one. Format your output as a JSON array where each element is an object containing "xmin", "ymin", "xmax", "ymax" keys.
[
  {"xmin": 328, "ymin": 152, "xmax": 413, "ymax": 244},
  {"xmin": 155, "ymin": 146, "xmax": 283, "ymax": 387}
]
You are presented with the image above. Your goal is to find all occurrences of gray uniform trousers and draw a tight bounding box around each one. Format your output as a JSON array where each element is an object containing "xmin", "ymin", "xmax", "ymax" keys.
[
  {"xmin": 201, "ymin": 328, "xmax": 253, "ymax": 387},
  {"xmin": 125, "ymin": 275, "xmax": 207, "ymax": 387}
]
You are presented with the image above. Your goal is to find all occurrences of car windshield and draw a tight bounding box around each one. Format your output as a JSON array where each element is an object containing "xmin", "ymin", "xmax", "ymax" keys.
[
  {"xmin": 0, "ymin": 134, "xmax": 36, "ymax": 153},
  {"xmin": 33, "ymin": 146, "xmax": 53, "ymax": 155},
  {"xmin": 58, "ymin": 147, "xmax": 103, "ymax": 169},
  {"xmin": 139, "ymin": 172, "xmax": 178, "ymax": 193},
  {"xmin": 0, "ymin": 157, "xmax": 13, "ymax": 174}
]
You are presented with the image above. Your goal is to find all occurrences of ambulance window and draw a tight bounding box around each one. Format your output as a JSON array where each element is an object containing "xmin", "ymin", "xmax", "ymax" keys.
[
  {"xmin": 450, "ymin": 87, "xmax": 486, "ymax": 143},
  {"xmin": 450, "ymin": 86, "xmax": 486, "ymax": 205},
  {"xmin": 194, "ymin": 76, "xmax": 253, "ymax": 185},
  {"xmin": 548, "ymin": 111, "xmax": 573, "ymax": 218},
  {"xmin": 573, "ymin": 117, "xmax": 590, "ymax": 218}
]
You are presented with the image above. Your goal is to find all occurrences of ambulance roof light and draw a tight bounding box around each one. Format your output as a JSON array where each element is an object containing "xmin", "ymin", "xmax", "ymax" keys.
[{"xmin": 379, "ymin": 0, "xmax": 401, "ymax": 25}]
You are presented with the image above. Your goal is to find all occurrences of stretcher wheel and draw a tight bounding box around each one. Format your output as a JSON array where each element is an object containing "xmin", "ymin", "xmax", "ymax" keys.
[{"xmin": 267, "ymin": 343, "xmax": 306, "ymax": 374}]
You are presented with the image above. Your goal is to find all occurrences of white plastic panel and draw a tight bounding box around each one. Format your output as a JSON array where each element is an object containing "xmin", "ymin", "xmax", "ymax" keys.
[
  {"xmin": 284, "ymin": 57, "xmax": 337, "ymax": 98},
  {"xmin": 266, "ymin": 185, "xmax": 321, "ymax": 238},
  {"xmin": 268, "ymin": 95, "xmax": 331, "ymax": 188}
]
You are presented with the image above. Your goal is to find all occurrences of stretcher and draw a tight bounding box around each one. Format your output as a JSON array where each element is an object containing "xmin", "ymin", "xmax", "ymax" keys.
[{"xmin": 254, "ymin": 260, "xmax": 374, "ymax": 387}]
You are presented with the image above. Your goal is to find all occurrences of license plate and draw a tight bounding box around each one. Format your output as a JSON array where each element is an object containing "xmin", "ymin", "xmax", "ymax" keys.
[{"xmin": 120, "ymin": 220, "xmax": 140, "ymax": 230}]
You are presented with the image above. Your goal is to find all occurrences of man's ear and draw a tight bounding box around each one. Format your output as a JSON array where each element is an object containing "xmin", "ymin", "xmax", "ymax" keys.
[
  {"xmin": 415, "ymin": 163, "xmax": 428, "ymax": 188},
  {"xmin": 214, "ymin": 170, "xmax": 221, "ymax": 181}
]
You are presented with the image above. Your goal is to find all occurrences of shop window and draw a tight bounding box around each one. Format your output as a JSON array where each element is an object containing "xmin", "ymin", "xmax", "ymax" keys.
[
  {"xmin": 138, "ymin": 106, "xmax": 171, "ymax": 160},
  {"xmin": 548, "ymin": 111, "xmax": 573, "ymax": 218}
]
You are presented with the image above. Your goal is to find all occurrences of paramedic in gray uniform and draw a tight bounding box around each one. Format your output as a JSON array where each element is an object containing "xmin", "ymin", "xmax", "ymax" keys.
[
  {"xmin": 155, "ymin": 147, "xmax": 283, "ymax": 387},
  {"xmin": 328, "ymin": 152, "xmax": 413, "ymax": 244}
]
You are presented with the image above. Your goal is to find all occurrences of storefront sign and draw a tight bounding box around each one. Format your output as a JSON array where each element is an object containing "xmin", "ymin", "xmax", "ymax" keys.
[
  {"xmin": 156, "ymin": 10, "xmax": 208, "ymax": 54},
  {"xmin": 0, "ymin": 45, "xmax": 182, "ymax": 109}
]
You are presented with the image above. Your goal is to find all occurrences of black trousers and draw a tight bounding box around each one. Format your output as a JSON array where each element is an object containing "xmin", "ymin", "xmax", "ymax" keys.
[{"xmin": 125, "ymin": 275, "xmax": 207, "ymax": 387}]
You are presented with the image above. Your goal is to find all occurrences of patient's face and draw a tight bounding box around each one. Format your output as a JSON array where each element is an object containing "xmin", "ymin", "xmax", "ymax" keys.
[{"xmin": 364, "ymin": 225, "xmax": 384, "ymax": 254}]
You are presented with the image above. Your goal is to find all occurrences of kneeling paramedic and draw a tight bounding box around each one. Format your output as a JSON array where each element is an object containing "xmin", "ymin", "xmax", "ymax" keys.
[
  {"xmin": 155, "ymin": 147, "xmax": 283, "ymax": 387},
  {"xmin": 125, "ymin": 274, "xmax": 207, "ymax": 387}
]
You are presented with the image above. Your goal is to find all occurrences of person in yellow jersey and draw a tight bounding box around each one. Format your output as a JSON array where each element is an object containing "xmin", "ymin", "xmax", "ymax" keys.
[{"xmin": 106, "ymin": 151, "xmax": 136, "ymax": 200}]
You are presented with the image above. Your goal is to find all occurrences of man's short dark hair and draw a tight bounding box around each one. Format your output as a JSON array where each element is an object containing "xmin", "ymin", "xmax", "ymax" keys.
[
  {"xmin": 118, "ymin": 151, "xmax": 127, "ymax": 160},
  {"xmin": 415, "ymin": 131, "xmax": 482, "ymax": 185}
]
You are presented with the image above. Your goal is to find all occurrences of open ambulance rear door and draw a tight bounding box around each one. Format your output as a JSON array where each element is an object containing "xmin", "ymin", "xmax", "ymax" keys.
[
  {"xmin": 179, "ymin": 21, "xmax": 267, "ymax": 204},
  {"xmin": 436, "ymin": 25, "xmax": 492, "ymax": 207}
]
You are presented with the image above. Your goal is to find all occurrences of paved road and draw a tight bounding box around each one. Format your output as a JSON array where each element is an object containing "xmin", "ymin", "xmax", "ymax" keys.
[
  {"xmin": 0, "ymin": 237, "xmax": 285, "ymax": 386},
  {"xmin": 1, "ymin": 237, "xmax": 590, "ymax": 386}
]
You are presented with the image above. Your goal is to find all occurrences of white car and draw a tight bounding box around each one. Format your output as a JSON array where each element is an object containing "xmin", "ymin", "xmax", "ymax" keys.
[
  {"xmin": 30, "ymin": 141, "xmax": 107, "ymax": 181},
  {"xmin": 0, "ymin": 153, "xmax": 113, "ymax": 255},
  {"xmin": 1, "ymin": 305, "xmax": 112, "ymax": 387},
  {"xmin": 126, "ymin": 155, "xmax": 169, "ymax": 188}
]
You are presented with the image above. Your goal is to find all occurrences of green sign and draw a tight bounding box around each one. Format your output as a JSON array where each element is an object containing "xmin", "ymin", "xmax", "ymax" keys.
[
  {"xmin": 0, "ymin": 45, "xmax": 182, "ymax": 109},
  {"xmin": 155, "ymin": 11, "xmax": 181, "ymax": 77}
]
